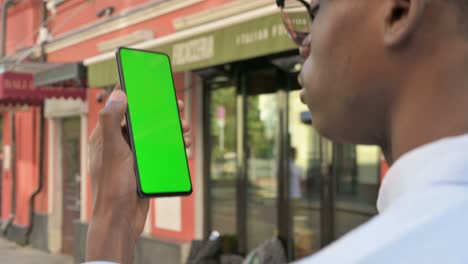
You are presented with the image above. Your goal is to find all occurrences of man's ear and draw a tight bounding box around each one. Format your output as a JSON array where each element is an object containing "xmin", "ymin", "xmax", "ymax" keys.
[{"xmin": 383, "ymin": 0, "xmax": 428, "ymax": 47}]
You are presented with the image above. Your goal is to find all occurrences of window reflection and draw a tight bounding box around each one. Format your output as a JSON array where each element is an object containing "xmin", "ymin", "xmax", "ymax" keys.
[
  {"xmin": 334, "ymin": 144, "xmax": 380, "ymax": 238},
  {"xmin": 246, "ymin": 93, "xmax": 278, "ymax": 251},
  {"xmin": 207, "ymin": 81, "xmax": 381, "ymax": 259},
  {"xmin": 209, "ymin": 86, "xmax": 237, "ymax": 235},
  {"xmin": 289, "ymin": 90, "xmax": 322, "ymax": 259}
]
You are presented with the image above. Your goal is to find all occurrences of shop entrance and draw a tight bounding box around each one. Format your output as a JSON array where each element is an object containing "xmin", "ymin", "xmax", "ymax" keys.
[
  {"xmin": 243, "ymin": 69, "xmax": 280, "ymax": 251},
  {"xmin": 204, "ymin": 66, "xmax": 287, "ymax": 254},
  {"xmin": 204, "ymin": 55, "xmax": 381, "ymax": 261},
  {"xmin": 61, "ymin": 117, "xmax": 81, "ymax": 255}
]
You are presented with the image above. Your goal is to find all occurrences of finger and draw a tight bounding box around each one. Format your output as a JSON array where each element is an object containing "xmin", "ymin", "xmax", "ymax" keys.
[
  {"xmin": 99, "ymin": 90, "xmax": 128, "ymax": 142},
  {"xmin": 181, "ymin": 119, "xmax": 191, "ymax": 133},
  {"xmin": 178, "ymin": 100, "xmax": 185, "ymax": 112}
]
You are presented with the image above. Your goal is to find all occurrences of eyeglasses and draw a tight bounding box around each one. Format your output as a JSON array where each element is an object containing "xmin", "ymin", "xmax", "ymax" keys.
[{"xmin": 276, "ymin": 0, "xmax": 318, "ymax": 47}]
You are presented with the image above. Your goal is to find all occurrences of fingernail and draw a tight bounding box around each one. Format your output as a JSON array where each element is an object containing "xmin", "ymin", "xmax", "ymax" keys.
[{"xmin": 106, "ymin": 90, "xmax": 126, "ymax": 106}]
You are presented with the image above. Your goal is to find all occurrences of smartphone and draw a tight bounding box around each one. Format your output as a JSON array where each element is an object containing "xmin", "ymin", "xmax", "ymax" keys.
[{"xmin": 116, "ymin": 47, "xmax": 192, "ymax": 198}]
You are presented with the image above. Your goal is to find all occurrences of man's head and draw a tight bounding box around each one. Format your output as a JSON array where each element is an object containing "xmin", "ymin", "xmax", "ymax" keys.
[{"xmin": 296, "ymin": 0, "xmax": 468, "ymax": 151}]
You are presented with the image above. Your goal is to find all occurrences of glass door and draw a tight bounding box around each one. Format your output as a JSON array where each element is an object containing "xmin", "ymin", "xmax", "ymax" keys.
[
  {"xmin": 287, "ymin": 88, "xmax": 334, "ymax": 260},
  {"xmin": 288, "ymin": 89, "xmax": 320, "ymax": 259},
  {"xmin": 205, "ymin": 67, "xmax": 283, "ymax": 253},
  {"xmin": 207, "ymin": 80, "xmax": 238, "ymax": 238},
  {"xmin": 286, "ymin": 89, "xmax": 380, "ymax": 260},
  {"xmin": 245, "ymin": 91, "xmax": 280, "ymax": 251},
  {"xmin": 333, "ymin": 144, "xmax": 380, "ymax": 238},
  {"xmin": 204, "ymin": 59, "xmax": 380, "ymax": 259}
]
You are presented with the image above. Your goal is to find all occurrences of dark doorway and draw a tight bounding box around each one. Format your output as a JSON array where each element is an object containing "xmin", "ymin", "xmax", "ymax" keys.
[{"xmin": 61, "ymin": 117, "xmax": 81, "ymax": 255}]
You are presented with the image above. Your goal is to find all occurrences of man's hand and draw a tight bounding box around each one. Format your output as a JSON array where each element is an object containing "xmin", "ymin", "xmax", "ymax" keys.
[{"xmin": 86, "ymin": 85, "xmax": 191, "ymax": 264}]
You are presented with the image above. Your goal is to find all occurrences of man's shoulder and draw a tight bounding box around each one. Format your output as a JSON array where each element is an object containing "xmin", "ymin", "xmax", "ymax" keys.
[{"xmin": 296, "ymin": 187, "xmax": 468, "ymax": 263}]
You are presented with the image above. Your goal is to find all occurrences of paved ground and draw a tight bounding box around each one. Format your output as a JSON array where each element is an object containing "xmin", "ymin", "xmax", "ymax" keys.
[{"xmin": 0, "ymin": 238, "xmax": 73, "ymax": 264}]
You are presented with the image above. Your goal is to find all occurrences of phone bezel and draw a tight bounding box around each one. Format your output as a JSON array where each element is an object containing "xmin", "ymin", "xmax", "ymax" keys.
[{"xmin": 116, "ymin": 47, "xmax": 193, "ymax": 198}]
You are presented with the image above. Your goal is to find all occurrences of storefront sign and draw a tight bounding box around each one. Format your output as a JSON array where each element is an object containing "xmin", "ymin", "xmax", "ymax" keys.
[
  {"xmin": 172, "ymin": 36, "xmax": 215, "ymax": 66},
  {"xmin": 0, "ymin": 72, "xmax": 86, "ymax": 106},
  {"xmin": 155, "ymin": 12, "xmax": 294, "ymax": 72},
  {"xmin": 5, "ymin": 78, "xmax": 33, "ymax": 90},
  {"xmin": 88, "ymin": 12, "xmax": 297, "ymax": 87}
]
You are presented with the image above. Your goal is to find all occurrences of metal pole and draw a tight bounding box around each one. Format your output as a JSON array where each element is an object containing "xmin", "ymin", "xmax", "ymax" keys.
[
  {"xmin": 24, "ymin": 0, "xmax": 48, "ymax": 244},
  {"xmin": 236, "ymin": 67, "xmax": 248, "ymax": 255},
  {"xmin": 25, "ymin": 106, "xmax": 45, "ymax": 243}
]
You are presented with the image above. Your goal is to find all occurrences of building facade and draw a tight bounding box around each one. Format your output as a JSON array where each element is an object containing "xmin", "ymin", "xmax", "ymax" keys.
[{"xmin": 0, "ymin": 0, "xmax": 386, "ymax": 263}]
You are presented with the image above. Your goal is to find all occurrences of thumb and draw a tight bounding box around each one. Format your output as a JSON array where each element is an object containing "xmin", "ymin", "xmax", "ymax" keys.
[{"xmin": 98, "ymin": 89, "xmax": 128, "ymax": 139}]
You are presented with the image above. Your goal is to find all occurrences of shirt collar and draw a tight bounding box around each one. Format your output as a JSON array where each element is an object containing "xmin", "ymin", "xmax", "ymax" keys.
[{"xmin": 377, "ymin": 133, "xmax": 468, "ymax": 213}]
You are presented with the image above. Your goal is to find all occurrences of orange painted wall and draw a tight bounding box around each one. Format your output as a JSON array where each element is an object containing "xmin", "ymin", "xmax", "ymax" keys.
[
  {"xmin": 15, "ymin": 110, "xmax": 38, "ymax": 226},
  {"xmin": 5, "ymin": 0, "xmax": 42, "ymax": 55},
  {"xmin": 2, "ymin": 0, "xmax": 50, "ymax": 224},
  {"xmin": 47, "ymin": 0, "xmax": 235, "ymax": 62},
  {"xmin": 50, "ymin": 0, "xmax": 156, "ymax": 37},
  {"xmin": 0, "ymin": 108, "xmax": 45, "ymax": 226}
]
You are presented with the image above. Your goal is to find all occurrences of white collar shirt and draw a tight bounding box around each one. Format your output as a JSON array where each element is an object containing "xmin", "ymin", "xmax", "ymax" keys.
[{"xmin": 297, "ymin": 134, "xmax": 468, "ymax": 264}]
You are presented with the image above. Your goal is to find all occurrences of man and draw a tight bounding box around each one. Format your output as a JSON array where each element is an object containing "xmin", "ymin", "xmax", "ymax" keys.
[{"xmin": 86, "ymin": 0, "xmax": 468, "ymax": 263}]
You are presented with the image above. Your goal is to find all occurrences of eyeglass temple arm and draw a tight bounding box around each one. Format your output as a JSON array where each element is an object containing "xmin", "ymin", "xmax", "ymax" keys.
[
  {"xmin": 297, "ymin": 0, "xmax": 311, "ymax": 9},
  {"xmin": 276, "ymin": 0, "xmax": 285, "ymax": 8},
  {"xmin": 276, "ymin": 0, "xmax": 312, "ymax": 10}
]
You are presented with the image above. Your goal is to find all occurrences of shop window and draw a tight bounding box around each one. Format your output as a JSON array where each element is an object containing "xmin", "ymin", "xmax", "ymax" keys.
[
  {"xmin": 208, "ymin": 86, "xmax": 238, "ymax": 236},
  {"xmin": 334, "ymin": 144, "xmax": 381, "ymax": 238}
]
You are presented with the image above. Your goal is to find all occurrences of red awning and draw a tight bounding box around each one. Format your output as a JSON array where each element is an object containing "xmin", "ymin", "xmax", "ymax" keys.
[{"xmin": 0, "ymin": 72, "xmax": 86, "ymax": 106}]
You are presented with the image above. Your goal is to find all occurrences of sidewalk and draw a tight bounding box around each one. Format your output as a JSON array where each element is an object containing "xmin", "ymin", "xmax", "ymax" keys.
[{"xmin": 0, "ymin": 238, "xmax": 73, "ymax": 264}]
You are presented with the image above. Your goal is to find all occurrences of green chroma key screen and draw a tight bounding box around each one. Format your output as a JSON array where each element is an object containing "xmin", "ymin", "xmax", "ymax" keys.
[{"xmin": 117, "ymin": 47, "xmax": 192, "ymax": 197}]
